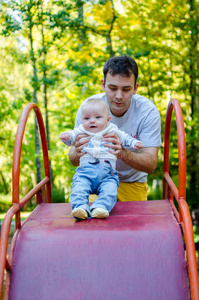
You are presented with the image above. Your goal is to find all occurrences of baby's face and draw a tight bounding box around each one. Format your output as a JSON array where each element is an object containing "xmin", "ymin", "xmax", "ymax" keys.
[{"xmin": 81, "ymin": 103, "xmax": 110, "ymax": 133}]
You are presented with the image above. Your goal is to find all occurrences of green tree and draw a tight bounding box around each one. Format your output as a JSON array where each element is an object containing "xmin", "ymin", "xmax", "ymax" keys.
[{"xmin": 0, "ymin": 0, "xmax": 198, "ymax": 209}]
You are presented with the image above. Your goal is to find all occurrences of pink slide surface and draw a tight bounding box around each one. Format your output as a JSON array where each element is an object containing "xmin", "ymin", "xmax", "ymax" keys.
[{"xmin": 8, "ymin": 200, "xmax": 189, "ymax": 300}]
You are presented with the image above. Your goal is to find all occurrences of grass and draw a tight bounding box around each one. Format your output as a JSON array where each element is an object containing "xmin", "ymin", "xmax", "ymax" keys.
[
  {"xmin": 0, "ymin": 211, "xmax": 31, "ymax": 221},
  {"xmin": 0, "ymin": 193, "xmax": 34, "ymax": 222}
]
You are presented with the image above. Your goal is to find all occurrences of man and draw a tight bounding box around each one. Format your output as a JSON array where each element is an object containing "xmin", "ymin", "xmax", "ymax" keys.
[{"xmin": 69, "ymin": 55, "xmax": 162, "ymax": 201}]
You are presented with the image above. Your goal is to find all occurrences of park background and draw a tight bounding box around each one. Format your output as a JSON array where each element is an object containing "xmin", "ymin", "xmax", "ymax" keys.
[{"xmin": 0, "ymin": 0, "xmax": 198, "ymax": 215}]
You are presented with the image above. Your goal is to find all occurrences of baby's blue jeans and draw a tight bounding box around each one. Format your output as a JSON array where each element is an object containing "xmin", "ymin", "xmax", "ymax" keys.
[{"xmin": 70, "ymin": 161, "xmax": 119, "ymax": 216}]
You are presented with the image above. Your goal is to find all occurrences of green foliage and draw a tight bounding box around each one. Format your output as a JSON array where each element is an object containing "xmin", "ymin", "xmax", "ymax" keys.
[
  {"xmin": 148, "ymin": 180, "xmax": 163, "ymax": 201},
  {"xmin": 52, "ymin": 187, "xmax": 67, "ymax": 203},
  {"xmin": 0, "ymin": 194, "xmax": 12, "ymax": 213},
  {"xmin": 0, "ymin": 0, "xmax": 198, "ymax": 212}
]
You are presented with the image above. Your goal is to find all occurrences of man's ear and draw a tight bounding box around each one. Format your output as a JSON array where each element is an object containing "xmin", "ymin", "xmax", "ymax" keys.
[
  {"xmin": 133, "ymin": 83, "xmax": 139, "ymax": 95},
  {"xmin": 101, "ymin": 79, "xmax": 105, "ymax": 91}
]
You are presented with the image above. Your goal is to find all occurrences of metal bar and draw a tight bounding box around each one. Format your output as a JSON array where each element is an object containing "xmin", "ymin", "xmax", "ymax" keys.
[
  {"xmin": 163, "ymin": 99, "xmax": 186, "ymax": 200},
  {"xmin": 12, "ymin": 103, "xmax": 52, "ymax": 207},
  {"xmin": 172, "ymin": 100, "xmax": 186, "ymax": 200},
  {"xmin": 0, "ymin": 103, "xmax": 52, "ymax": 298},
  {"xmin": 0, "ymin": 180, "xmax": 50, "ymax": 297},
  {"xmin": 41, "ymin": 186, "xmax": 48, "ymax": 203},
  {"xmin": 33, "ymin": 105, "xmax": 52, "ymax": 202},
  {"xmin": 164, "ymin": 172, "xmax": 179, "ymax": 201},
  {"xmin": 0, "ymin": 204, "xmax": 19, "ymax": 299},
  {"xmin": 179, "ymin": 199, "xmax": 199, "ymax": 300},
  {"xmin": 169, "ymin": 199, "xmax": 180, "ymax": 223},
  {"xmin": 163, "ymin": 98, "xmax": 199, "ymax": 300},
  {"xmin": 163, "ymin": 102, "xmax": 173, "ymax": 199},
  {"xmin": 4, "ymin": 228, "xmax": 21, "ymax": 299},
  {"xmin": 18, "ymin": 177, "xmax": 50, "ymax": 208}
]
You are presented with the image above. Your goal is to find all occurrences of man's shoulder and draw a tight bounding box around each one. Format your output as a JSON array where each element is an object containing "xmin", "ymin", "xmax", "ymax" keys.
[
  {"xmin": 133, "ymin": 93, "xmax": 153, "ymax": 104},
  {"xmin": 133, "ymin": 94, "xmax": 159, "ymax": 111}
]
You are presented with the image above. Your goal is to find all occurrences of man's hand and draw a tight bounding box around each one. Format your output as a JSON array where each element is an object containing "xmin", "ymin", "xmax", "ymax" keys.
[
  {"xmin": 134, "ymin": 141, "xmax": 144, "ymax": 150},
  {"xmin": 68, "ymin": 134, "xmax": 90, "ymax": 166},
  {"xmin": 74, "ymin": 133, "xmax": 90, "ymax": 158},
  {"xmin": 102, "ymin": 133, "xmax": 122, "ymax": 158}
]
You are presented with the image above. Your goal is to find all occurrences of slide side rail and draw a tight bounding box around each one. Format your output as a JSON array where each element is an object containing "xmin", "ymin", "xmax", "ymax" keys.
[
  {"xmin": 163, "ymin": 99, "xmax": 199, "ymax": 300},
  {"xmin": 0, "ymin": 103, "xmax": 52, "ymax": 299}
]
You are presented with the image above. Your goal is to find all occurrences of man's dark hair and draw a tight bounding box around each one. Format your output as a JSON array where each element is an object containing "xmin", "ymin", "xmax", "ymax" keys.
[{"xmin": 103, "ymin": 55, "xmax": 138, "ymax": 86}]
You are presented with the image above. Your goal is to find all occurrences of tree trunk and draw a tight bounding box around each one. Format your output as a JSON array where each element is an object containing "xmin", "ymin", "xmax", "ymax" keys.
[
  {"xmin": 188, "ymin": 0, "xmax": 198, "ymax": 206},
  {"xmin": 40, "ymin": 3, "xmax": 53, "ymax": 186},
  {"xmin": 0, "ymin": 170, "xmax": 9, "ymax": 194},
  {"xmin": 106, "ymin": 33, "xmax": 114, "ymax": 57},
  {"xmin": 77, "ymin": 0, "xmax": 85, "ymax": 50},
  {"xmin": 106, "ymin": 0, "xmax": 115, "ymax": 57},
  {"xmin": 29, "ymin": 15, "xmax": 41, "ymax": 184}
]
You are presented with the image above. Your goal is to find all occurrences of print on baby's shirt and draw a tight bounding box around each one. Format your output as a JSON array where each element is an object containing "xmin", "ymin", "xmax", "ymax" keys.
[{"xmin": 131, "ymin": 131, "xmax": 138, "ymax": 139}]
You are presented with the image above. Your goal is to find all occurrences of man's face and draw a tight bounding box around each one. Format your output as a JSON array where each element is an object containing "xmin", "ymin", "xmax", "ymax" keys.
[{"xmin": 101, "ymin": 72, "xmax": 138, "ymax": 117}]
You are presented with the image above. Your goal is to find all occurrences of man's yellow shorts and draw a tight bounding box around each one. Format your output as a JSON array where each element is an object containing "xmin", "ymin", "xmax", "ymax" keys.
[
  {"xmin": 117, "ymin": 181, "xmax": 148, "ymax": 202},
  {"xmin": 89, "ymin": 181, "xmax": 148, "ymax": 202}
]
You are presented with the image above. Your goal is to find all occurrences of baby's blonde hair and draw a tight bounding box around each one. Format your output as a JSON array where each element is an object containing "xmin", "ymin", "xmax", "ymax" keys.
[{"xmin": 81, "ymin": 98, "xmax": 110, "ymax": 117}]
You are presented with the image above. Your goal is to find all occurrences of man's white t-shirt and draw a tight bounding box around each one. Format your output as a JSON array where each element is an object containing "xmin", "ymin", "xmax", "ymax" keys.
[{"xmin": 75, "ymin": 93, "xmax": 162, "ymax": 183}]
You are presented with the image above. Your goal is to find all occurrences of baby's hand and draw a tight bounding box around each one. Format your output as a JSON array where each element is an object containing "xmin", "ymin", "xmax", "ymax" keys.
[
  {"xmin": 134, "ymin": 141, "xmax": 144, "ymax": 150},
  {"xmin": 60, "ymin": 132, "xmax": 70, "ymax": 141}
]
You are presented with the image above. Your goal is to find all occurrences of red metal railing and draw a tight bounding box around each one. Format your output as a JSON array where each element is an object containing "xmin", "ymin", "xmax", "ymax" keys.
[
  {"xmin": 163, "ymin": 99, "xmax": 199, "ymax": 300},
  {"xmin": 0, "ymin": 103, "xmax": 52, "ymax": 299},
  {"xmin": 1, "ymin": 101, "xmax": 198, "ymax": 299}
]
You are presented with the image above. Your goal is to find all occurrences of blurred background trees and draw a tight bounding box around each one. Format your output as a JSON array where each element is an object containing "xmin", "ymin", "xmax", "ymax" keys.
[{"xmin": 0, "ymin": 0, "xmax": 198, "ymax": 211}]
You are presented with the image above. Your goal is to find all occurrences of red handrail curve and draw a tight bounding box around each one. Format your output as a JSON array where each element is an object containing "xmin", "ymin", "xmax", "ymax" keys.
[
  {"xmin": 12, "ymin": 103, "xmax": 52, "ymax": 203},
  {"xmin": 12, "ymin": 103, "xmax": 52, "ymax": 228},
  {"xmin": 1, "ymin": 101, "xmax": 198, "ymax": 299},
  {"xmin": 163, "ymin": 99, "xmax": 199, "ymax": 300},
  {"xmin": 0, "ymin": 103, "xmax": 52, "ymax": 299}
]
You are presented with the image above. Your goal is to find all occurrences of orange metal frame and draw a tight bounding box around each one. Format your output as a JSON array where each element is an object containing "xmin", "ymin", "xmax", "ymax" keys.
[
  {"xmin": 163, "ymin": 99, "xmax": 199, "ymax": 300},
  {"xmin": 0, "ymin": 100, "xmax": 198, "ymax": 299},
  {"xmin": 0, "ymin": 103, "xmax": 52, "ymax": 299}
]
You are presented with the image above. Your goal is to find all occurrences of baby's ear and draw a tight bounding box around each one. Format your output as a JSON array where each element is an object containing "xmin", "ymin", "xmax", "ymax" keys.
[{"xmin": 107, "ymin": 115, "xmax": 111, "ymax": 123}]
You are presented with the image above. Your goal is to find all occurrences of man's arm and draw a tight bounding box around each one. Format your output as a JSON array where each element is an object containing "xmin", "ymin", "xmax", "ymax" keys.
[
  {"xmin": 119, "ymin": 147, "xmax": 159, "ymax": 174},
  {"xmin": 103, "ymin": 133, "xmax": 159, "ymax": 174},
  {"xmin": 69, "ymin": 132, "xmax": 159, "ymax": 173}
]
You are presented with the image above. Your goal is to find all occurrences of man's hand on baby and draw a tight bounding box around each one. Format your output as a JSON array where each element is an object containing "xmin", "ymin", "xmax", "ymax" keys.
[
  {"xmin": 60, "ymin": 132, "xmax": 70, "ymax": 141},
  {"xmin": 134, "ymin": 141, "xmax": 144, "ymax": 150},
  {"xmin": 102, "ymin": 133, "xmax": 122, "ymax": 158},
  {"xmin": 75, "ymin": 133, "xmax": 90, "ymax": 158},
  {"xmin": 103, "ymin": 134, "xmax": 144, "ymax": 158}
]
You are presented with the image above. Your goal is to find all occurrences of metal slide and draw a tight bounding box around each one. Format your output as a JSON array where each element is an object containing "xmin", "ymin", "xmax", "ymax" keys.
[{"xmin": 0, "ymin": 101, "xmax": 198, "ymax": 299}]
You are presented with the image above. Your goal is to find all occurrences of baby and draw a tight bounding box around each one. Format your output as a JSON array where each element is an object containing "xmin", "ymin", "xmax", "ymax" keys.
[{"xmin": 60, "ymin": 98, "xmax": 144, "ymax": 220}]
